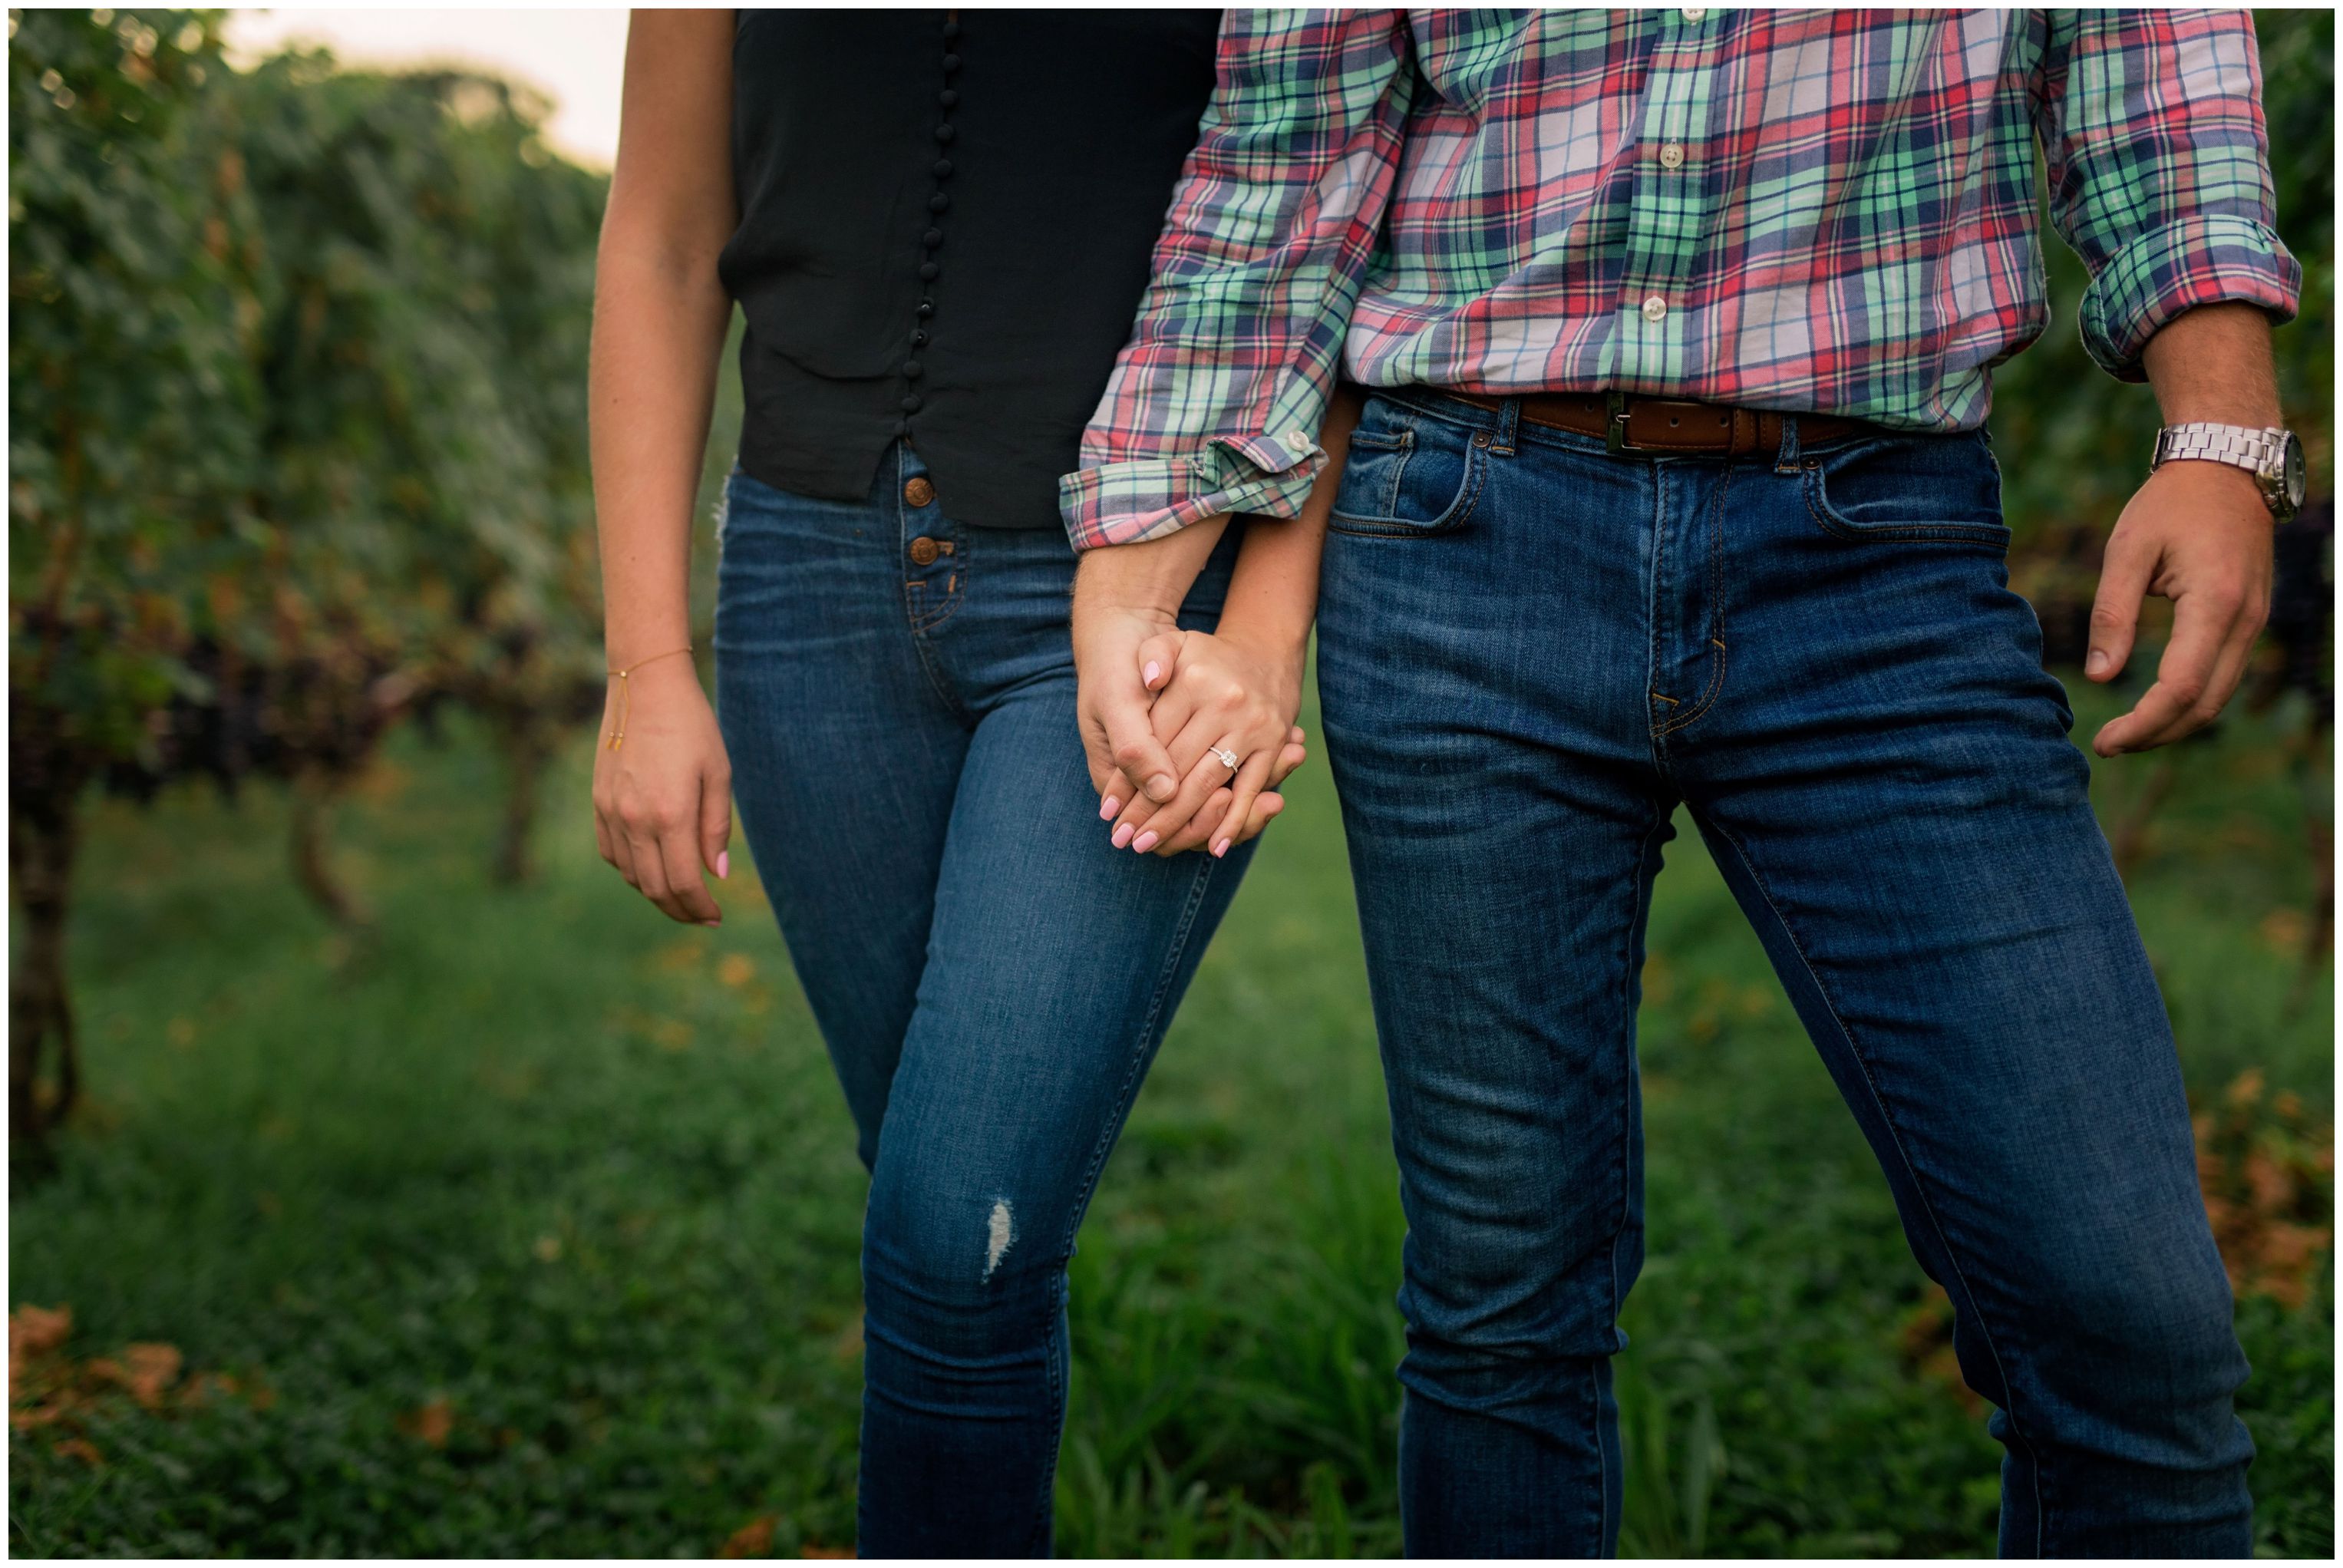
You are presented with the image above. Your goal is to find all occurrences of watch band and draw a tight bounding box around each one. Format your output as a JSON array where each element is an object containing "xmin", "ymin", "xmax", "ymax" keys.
[
  {"xmin": 2151, "ymin": 421, "xmax": 2300, "ymax": 518},
  {"xmin": 2152, "ymin": 422, "xmax": 2286, "ymax": 472}
]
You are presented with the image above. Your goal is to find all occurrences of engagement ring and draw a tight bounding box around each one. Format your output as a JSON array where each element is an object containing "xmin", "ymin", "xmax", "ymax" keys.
[{"xmin": 1211, "ymin": 746, "xmax": 1240, "ymax": 773}]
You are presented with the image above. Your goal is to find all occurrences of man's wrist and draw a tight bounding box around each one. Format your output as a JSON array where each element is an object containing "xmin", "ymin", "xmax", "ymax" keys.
[{"xmin": 1072, "ymin": 516, "xmax": 1233, "ymax": 619}]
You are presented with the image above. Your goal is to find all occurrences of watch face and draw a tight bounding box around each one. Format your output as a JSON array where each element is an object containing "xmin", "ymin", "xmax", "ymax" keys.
[{"xmin": 2284, "ymin": 432, "xmax": 2308, "ymax": 510}]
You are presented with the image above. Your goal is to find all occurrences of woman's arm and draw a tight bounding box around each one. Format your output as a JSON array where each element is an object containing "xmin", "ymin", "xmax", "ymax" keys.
[{"xmin": 588, "ymin": 9, "xmax": 738, "ymax": 926}]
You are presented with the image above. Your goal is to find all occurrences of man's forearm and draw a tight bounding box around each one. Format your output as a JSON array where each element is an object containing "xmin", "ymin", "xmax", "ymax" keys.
[
  {"xmin": 2139, "ymin": 302, "xmax": 2282, "ymax": 427},
  {"xmin": 1071, "ymin": 513, "xmax": 1234, "ymax": 632}
]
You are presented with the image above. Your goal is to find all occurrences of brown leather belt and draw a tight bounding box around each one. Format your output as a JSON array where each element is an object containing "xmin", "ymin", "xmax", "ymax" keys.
[{"xmin": 1448, "ymin": 391, "xmax": 1874, "ymax": 457}]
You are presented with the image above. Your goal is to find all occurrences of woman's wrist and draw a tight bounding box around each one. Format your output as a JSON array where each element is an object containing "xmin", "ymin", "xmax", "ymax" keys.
[
  {"xmin": 602, "ymin": 624, "xmax": 696, "ymax": 672},
  {"xmin": 1215, "ymin": 617, "xmax": 1310, "ymax": 704}
]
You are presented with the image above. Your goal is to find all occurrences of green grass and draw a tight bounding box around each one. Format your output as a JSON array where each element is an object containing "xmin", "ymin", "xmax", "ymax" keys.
[{"xmin": 8, "ymin": 682, "xmax": 2332, "ymax": 1557}]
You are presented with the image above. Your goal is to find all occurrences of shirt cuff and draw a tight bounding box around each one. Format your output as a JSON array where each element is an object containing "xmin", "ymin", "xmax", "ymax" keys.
[
  {"xmin": 1061, "ymin": 429, "xmax": 1326, "ymax": 550},
  {"xmin": 2080, "ymin": 213, "xmax": 2302, "ymax": 382}
]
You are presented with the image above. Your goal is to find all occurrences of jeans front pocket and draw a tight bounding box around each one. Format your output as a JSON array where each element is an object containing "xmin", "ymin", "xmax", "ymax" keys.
[
  {"xmin": 1802, "ymin": 431, "xmax": 2011, "ymax": 549},
  {"xmin": 1330, "ymin": 400, "xmax": 1487, "ymax": 539}
]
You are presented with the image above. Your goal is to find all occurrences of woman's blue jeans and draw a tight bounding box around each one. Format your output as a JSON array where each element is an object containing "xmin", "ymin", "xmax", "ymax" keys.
[
  {"xmin": 1315, "ymin": 391, "xmax": 2255, "ymax": 1558},
  {"xmin": 713, "ymin": 447, "xmax": 1254, "ymax": 1556}
]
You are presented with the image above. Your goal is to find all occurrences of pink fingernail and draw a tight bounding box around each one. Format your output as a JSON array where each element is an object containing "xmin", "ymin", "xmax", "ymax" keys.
[
  {"xmin": 1143, "ymin": 660, "xmax": 1162, "ymax": 685},
  {"xmin": 1100, "ymin": 795, "xmax": 1120, "ymax": 820},
  {"xmin": 1111, "ymin": 823, "xmax": 1136, "ymax": 849},
  {"xmin": 2086, "ymin": 650, "xmax": 2109, "ymax": 676},
  {"xmin": 1133, "ymin": 830, "xmax": 1159, "ymax": 853},
  {"xmin": 716, "ymin": 850, "xmax": 730, "ymax": 880},
  {"xmin": 1213, "ymin": 838, "xmax": 1230, "ymax": 858},
  {"xmin": 701, "ymin": 919, "xmax": 721, "ymax": 928}
]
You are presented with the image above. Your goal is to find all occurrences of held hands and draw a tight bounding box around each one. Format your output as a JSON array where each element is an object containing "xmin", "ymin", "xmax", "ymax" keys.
[
  {"xmin": 591, "ymin": 655, "xmax": 733, "ymax": 925},
  {"xmin": 1074, "ymin": 598, "xmax": 1307, "ymax": 859},
  {"xmin": 2084, "ymin": 459, "xmax": 2273, "ymax": 757}
]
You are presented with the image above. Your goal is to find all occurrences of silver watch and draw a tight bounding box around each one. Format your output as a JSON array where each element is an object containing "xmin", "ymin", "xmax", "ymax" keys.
[{"xmin": 2151, "ymin": 422, "xmax": 2306, "ymax": 520}]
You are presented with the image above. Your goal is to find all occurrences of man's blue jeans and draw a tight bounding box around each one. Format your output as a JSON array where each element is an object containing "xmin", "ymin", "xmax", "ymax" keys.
[
  {"xmin": 1314, "ymin": 390, "xmax": 2254, "ymax": 1558},
  {"xmin": 714, "ymin": 448, "xmax": 1254, "ymax": 1556}
]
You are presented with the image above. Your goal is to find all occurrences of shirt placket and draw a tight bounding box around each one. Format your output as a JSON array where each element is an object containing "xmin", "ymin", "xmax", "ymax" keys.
[{"xmin": 1615, "ymin": 8, "xmax": 1721, "ymax": 392}]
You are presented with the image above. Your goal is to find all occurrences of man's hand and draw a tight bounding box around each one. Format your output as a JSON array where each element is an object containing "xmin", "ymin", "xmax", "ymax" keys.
[
  {"xmin": 2084, "ymin": 459, "xmax": 2272, "ymax": 756},
  {"xmin": 2089, "ymin": 302, "xmax": 2282, "ymax": 758},
  {"xmin": 1075, "ymin": 598, "xmax": 1185, "ymax": 815},
  {"xmin": 1071, "ymin": 517, "xmax": 1236, "ymax": 817}
]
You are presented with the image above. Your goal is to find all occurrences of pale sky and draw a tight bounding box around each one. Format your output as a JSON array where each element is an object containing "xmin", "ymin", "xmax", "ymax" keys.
[{"xmin": 224, "ymin": 8, "xmax": 631, "ymax": 169}]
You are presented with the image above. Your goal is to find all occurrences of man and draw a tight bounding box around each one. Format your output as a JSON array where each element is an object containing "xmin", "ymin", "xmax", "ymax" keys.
[{"xmin": 1063, "ymin": 10, "xmax": 2302, "ymax": 1558}]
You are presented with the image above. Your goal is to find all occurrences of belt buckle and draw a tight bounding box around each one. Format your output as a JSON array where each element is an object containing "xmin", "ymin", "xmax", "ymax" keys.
[{"xmin": 1605, "ymin": 390, "xmax": 1635, "ymax": 456}]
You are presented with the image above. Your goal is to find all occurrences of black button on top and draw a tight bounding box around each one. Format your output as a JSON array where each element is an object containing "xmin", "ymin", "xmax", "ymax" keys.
[
  {"xmin": 916, "ymin": 300, "xmax": 935, "ymax": 317},
  {"xmin": 932, "ymin": 124, "xmax": 955, "ymax": 144},
  {"xmin": 919, "ymin": 262, "xmax": 940, "ymax": 282},
  {"xmin": 933, "ymin": 159, "xmax": 953, "ymax": 179},
  {"xmin": 901, "ymin": 394, "xmax": 923, "ymax": 414},
  {"xmin": 942, "ymin": 52, "xmax": 960, "ymax": 71},
  {"xmin": 929, "ymin": 193, "xmax": 950, "ymax": 213},
  {"xmin": 922, "ymin": 229, "xmax": 944, "ymax": 249},
  {"xmin": 942, "ymin": 19, "xmax": 960, "ymax": 38},
  {"xmin": 939, "ymin": 89, "xmax": 959, "ymax": 109},
  {"xmin": 903, "ymin": 360, "xmax": 923, "ymax": 378}
]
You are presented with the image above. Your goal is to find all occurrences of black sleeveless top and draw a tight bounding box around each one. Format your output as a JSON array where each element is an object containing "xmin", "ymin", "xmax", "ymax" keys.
[{"xmin": 718, "ymin": 10, "xmax": 1222, "ymax": 530}]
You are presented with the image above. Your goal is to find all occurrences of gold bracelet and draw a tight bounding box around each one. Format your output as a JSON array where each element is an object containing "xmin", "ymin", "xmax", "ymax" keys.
[{"xmin": 605, "ymin": 645, "xmax": 693, "ymax": 751}]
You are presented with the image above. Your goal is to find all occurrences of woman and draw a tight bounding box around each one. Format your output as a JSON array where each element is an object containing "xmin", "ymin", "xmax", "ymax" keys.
[{"xmin": 587, "ymin": 12, "xmax": 1336, "ymax": 1555}]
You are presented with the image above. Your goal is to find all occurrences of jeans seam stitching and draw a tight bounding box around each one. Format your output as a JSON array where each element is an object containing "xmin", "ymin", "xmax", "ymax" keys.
[
  {"xmin": 1645, "ymin": 465, "xmax": 1672, "ymax": 767},
  {"xmin": 1599, "ymin": 806, "xmax": 1671, "ymax": 1552},
  {"xmin": 1031, "ymin": 851, "xmax": 1221, "ymax": 1546},
  {"xmin": 1697, "ymin": 808, "xmax": 2048, "ymax": 1553},
  {"xmin": 1655, "ymin": 466, "xmax": 1732, "ymax": 738}
]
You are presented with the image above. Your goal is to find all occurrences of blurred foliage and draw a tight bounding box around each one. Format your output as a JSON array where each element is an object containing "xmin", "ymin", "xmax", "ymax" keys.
[{"xmin": 8, "ymin": 8, "xmax": 609, "ymax": 1143}]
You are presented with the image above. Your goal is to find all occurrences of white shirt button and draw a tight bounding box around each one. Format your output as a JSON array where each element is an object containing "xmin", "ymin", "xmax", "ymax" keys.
[
  {"xmin": 1659, "ymin": 142, "xmax": 1685, "ymax": 170},
  {"xmin": 1681, "ymin": 8, "xmax": 1707, "ymax": 21},
  {"xmin": 1285, "ymin": 429, "xmax": 1312, "ymax": 450},
  {"xmin": 1640, "ymin": 294, "xmax": 1668, "ymax": 323}
]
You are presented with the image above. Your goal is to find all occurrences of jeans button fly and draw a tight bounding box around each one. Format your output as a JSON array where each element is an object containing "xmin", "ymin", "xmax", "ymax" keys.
[
  {"xmin": 904, "ymin": 475, "xmax": 936, "ymax": 507},
  {"xmin": 908, "ymin": 536, "xmax": 941, "ymax": 566}
]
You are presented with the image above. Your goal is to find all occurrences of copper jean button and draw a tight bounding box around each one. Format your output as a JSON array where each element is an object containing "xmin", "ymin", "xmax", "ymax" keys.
[
  {"xmin": 904, "ymin": 475, "xmax": 936, "ymax": 507},
  {"xmin": 908, "ymin": 535, "xmax": 941, "ymax": 566}
]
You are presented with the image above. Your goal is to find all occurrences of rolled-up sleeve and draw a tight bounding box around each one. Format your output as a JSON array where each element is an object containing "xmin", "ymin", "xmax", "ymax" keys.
[
  {"xmin": 1061, "ymin": 11, "xmax": 1413, "ymax": 550},
  {"xmin": 2034, "ymin": 8, "xmax": 2301, "ymax": 382}
]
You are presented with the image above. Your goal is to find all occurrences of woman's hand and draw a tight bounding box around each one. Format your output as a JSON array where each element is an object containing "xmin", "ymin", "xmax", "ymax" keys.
[
  {"xmin": 591, "ymin": 657, "xmax": 733, "ymax": 926},
  {"xmin": 1104, "ymin": 626, "xmax": 1308, "ymax": 858}
]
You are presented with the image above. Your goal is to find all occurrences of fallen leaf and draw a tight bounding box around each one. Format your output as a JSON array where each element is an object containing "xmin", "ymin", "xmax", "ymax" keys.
[
  {"xmin": 718, "ymin": 953, "xmax": 756, "ymax": 988},
  {"xmin": 398, "ymin": 1395, "xmax": 455, "ymax": 1448},
  {"xmin": 718, "ymin": 1516, "xmax": 776, "ymax": 1559},
  {"xmin": 114, "ymin": 1343, "xmax": 183, "ymax": 1408},
  {"xmin": 11, "ymin": 1303, "xmax": 72, "ymax": 1382},
  {"xmin": 533, "ymin": 1236, "xmax": 563, "ymax": 1263},
  {"xmin": 51, "ymin": 1436, "xmax": 103, "ymax": 1467}
]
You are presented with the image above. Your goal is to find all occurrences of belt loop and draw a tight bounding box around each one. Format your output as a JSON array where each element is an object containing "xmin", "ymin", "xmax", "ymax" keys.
[
  {"xmin": 1774, "ymin": 412, "xmax": 1803, "ymax": 475},
  {"xmin": 1490, "ymin": 396, "xmax": 1520, "ymax": 457}
]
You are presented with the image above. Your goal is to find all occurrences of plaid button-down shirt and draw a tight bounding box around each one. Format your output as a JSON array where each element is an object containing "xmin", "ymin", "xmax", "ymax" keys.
[{"xmin": 1062, "ymin": 8, "xmax": 2300, "ymax": 548}]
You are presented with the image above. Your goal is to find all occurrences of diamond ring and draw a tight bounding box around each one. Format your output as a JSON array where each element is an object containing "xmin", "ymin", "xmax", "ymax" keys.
[{"xmin": 1211, "ymin": 745, "xmax": 1240, "ymax": 773}]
